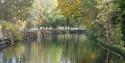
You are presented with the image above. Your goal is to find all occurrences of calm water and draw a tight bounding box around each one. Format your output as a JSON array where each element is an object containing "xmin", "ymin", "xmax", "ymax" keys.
[{"xmin": 0, "ymin": 34, "xmax": 124, "ymax": 63}]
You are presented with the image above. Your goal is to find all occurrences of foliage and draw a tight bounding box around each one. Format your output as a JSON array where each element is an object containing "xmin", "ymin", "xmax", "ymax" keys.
[
  {"xmin": 57, "ymin": 0, "xmax": 82, "ymax": 28},
  {"xmin": 0, "ymin": 0, "xmax": 33, "ymax": 21},
  {"xmin": 2, "ymin": 22, "xmax": 16, "ymax": 39},
  {"xmin": 80, "ymin": 0, "xmax": 123, "ymax": 45},
  {"xmin": 16, "ymin": 20, "xmax": 26, "ymax": 31},
  {"xmin": 0, "ymin": 0, "xmax": 124, "ymax": 45},
  {"xmin": 95, "ymin": 0, "xmax": 122, "ymax": 45},
  {"xmin": 1, "ymin": 22, "xmax": 24, "ymax": 40},
  {"xmin": 25, "ymin": 21, "xmax": 33, "ymax": 29},
  {"xmin": 118, "ymin": 0, "xmax": 125, "ymax": 42}
]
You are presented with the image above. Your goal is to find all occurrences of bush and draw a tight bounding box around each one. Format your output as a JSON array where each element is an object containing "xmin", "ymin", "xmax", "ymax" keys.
[{"xmin": 2, "ymin": 22, "xmax": 24, "ymax": 41}]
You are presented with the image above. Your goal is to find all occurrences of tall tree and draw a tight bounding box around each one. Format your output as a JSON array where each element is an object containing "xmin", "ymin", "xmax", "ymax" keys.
[{"xmin": 57, "ymin": 0, "xmax": 81, "ymax": 30}]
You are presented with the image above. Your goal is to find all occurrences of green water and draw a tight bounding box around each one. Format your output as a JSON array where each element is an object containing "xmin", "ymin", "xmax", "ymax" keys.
[{"xmin": 0, "ymin": 34, "xmax": 124, "ymax": 63}]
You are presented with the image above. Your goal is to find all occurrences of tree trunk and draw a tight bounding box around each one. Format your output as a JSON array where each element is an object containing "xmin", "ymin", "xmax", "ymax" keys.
[
  {"xmin": 37, "ymin": 26, "xmax": 41, "ymax": 41},
  {"xmin": 97, "ymin": 39, "xmax": 125, "ymax": 57},
  {"xmin": 77, "ymin": 23, "xmax": 80, "ymax": 34},
  {"xmin": 66, "ymin": 17, "xmax": 69, "ymax": 33}
]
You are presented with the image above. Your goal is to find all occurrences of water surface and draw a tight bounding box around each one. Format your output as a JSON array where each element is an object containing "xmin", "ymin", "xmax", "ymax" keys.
[{"xmin": 0, "ymin": 34, "xmax": 124, "ymax": 63}]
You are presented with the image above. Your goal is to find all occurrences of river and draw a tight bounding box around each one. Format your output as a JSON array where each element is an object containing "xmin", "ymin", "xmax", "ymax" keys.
[{"xmin": 0, "ymin": 34, "xmax": 124, "ymax": 63}]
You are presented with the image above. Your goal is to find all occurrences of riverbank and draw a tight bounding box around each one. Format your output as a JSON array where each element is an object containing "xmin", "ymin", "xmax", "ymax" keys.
[{"xmin": 0, "ymin": 29, "xmax": 85, "ymax": 50}]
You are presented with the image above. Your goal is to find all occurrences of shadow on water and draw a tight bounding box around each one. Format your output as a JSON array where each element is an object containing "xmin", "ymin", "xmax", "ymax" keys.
[{"xmin": 0, "ymin": 34, "xmax": 124, "ymax": 63}]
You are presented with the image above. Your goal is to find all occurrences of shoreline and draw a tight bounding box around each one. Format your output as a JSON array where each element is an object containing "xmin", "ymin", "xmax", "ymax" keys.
[{"xmin": 0, "ymin": 29, "xmax": 86, "ymax": 50}]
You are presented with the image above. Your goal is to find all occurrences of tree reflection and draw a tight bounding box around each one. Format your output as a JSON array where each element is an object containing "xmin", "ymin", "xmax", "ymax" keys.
[{"xmin": 0, "ymin": 34, "xmax": 124, "ymax": 63}]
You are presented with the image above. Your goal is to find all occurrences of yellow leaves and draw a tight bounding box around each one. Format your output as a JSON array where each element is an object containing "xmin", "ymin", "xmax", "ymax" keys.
[
  {"xmin": 33, "ymin": 20, "xmax": 41, "ymax": 27},
  {"xmin": 83, "ymin": 19, "xmax": 94, "ymax": 29},
  {"xmin": 4, "ymin": 22, "xmax": 16, "ymax": 32},
  {"xmin": 96, "ymin": 0, "xmax": 116, "ymax": 23},
  {"xmin": 57, "ymin": 0, "xmax": 81, "ymax": 16},
  {"xmin": 2, "ymin": 22, "xmax": 16, "ymax": 38},
  {"xmin": 3, "ymin": 21, "xmax": 25, "ymax": 33},
  {"xmin": 58, "ymin": 0, "xmax": 71, "ymax": 16},
  {"xmin": 16, "ymin": 20, "xmax": 26, "ymax": 31}
]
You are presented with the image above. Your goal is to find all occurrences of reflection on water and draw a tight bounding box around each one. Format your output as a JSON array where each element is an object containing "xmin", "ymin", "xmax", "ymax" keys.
[{"xmin": 0, "ymin": 34, "xmax": 124, "ymax": 63}]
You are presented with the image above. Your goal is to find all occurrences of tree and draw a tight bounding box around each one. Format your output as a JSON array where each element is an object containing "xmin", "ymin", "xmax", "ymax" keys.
[
  {"xmin": 30, "ymin": 0, "xmax": 57, "ymax": 29},
  {"xmin": 81, "ymin": 0, "xmax": 122, "ymax": 45},
  {"xmin": 79, "ymin": 0, "xmax": 125, "ymax": 58},
  {"xmin": 119, "ymin": 0, "xmax": 125, "ymax": 42},
  {"xmin": 0, "ymin": 0, "xmax": 33, "ymax": 41},
  {"xmin": 0, "ymin": 0, "xmax": 33, "ymax": 21},
  {"xmin": 57, "ymin": 0, "xmax": 81, "ymax": 31}
]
